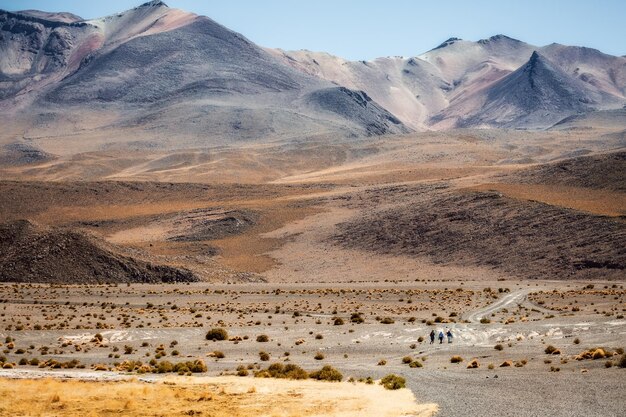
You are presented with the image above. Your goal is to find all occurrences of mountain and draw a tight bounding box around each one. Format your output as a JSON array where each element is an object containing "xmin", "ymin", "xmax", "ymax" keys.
[
  {"xmin": 274, "ymin": 35, "xmax": 626, "ymax": 129},
  {"xmin": 0, "ymin": 1, "xmax": 625, "ymax": 162},
  {"xmin": 437, "ymin": 51, "xmax": 607, "ymax": 128},
  {"xmin": 0, "ymin": 1, "xmax": 409, "ymax": 157}
]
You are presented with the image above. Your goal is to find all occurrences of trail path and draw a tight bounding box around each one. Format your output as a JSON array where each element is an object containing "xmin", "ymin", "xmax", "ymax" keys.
[{"xmin": 464, "ymin": 289, "xmax": 531, "ymax": 323}]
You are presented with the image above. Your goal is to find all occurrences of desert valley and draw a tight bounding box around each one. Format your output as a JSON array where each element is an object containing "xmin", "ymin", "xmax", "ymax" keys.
[{"xmin": 0, "ymin": 1, "xmax": 624, "ymax": 416}]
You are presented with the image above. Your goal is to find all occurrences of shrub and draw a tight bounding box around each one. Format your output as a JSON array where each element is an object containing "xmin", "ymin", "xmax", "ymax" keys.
[
  {"xmin": 377, "ymin": 359, "xmax": 387, "ymax": 366},
  {"xmin": 259, "ymin": 351, "xmax": 270, "ymax": 361},
  {"xmin": 315, "ymin": 334, "xmax": 323, "ymax": 340},
  {"xmin": 333, "ymin": 317, "xmax": 344, "ymax": 326},
  {"xmin": 18, "ymin": 358, "xmax": 28, "ymax": 365},
  {"xmin": 494, "ymin": 344, "xmax": 504, "ymax": 351},
  {"xmin": 257, "ymin": 363, "xmax": 309, "ymax": 380},
  {"xmin": 314, "ymin": 352, "xmax": 324, "ymax": 360},
  {"xmin": 402, "ymin": 356, "xmax": 412, "ymax": 364},
  {"xmin": 206, "ymin": 328, "xmax": 228, "ymax": 341},
  {"xmin": 480, "ymin": 318, "xmax": 491, "ymax": 324},
  {"xmin": 213, "ymin": 351, "xmax": 225, "ymax": 359},
  {"xmin": 350, "ymin": 313, "xmax": 364, "ymax": 324},
  {"xmin": 450, "ymin": 356, "xmax": 463, "ymax": 363},
  {"xmin": 236, "ymin": 365, "xmax": 249, "ymax": 376},
  {"xmin": 618, "ymin": 355, "xmax": 626, "ymax": 368},
  {"xmin": 409, "ymin": 361, "xmax": 422, "ymax": 368},
  {"xmin": 380, "ymin": 374, "xmax": 406, "ymax": 390},
  {"xmin": 544, "ymin": 345, "xmax": 558, "ymax": 354},
  {"xmin": 467, "ymin": 359, "xmax": 479, "ymax": 369},
  {"xmin": 256, "ymin": 335, "xmax": 269, "ymax": 343},
  {"xmin": 573, "ymin": 338, "xmax": 581, "ymax": 345},
  {"xmin": 157, "ymin": 361, "xmax": 174, "ymax": 373},
  {"xmin": 309, "ymin": 365, "xmax": 343, "ymax": 382},
  {"xmin": 380, "ymin": 317, "xmax": 395, "ymax": 324}
]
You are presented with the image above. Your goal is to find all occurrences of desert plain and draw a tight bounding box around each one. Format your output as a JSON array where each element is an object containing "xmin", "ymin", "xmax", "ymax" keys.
[{"xmin": 0, "ymin": 125, "xmax": 625, "ymax": 417}]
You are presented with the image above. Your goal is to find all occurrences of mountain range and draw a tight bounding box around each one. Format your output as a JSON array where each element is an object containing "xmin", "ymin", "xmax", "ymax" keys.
[{"xmin": 1, "ymin": 0, "xmax": 625, "ymax": 157}]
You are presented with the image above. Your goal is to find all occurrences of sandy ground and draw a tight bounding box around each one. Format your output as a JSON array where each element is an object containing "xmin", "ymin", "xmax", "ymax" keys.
[
  {"xmin": 0, "ymin": 375, "xmax": 437, "ymax": 417},
  {"xmin": 0, "ymin": 281, "xmax": 624, "ymax": 416}
]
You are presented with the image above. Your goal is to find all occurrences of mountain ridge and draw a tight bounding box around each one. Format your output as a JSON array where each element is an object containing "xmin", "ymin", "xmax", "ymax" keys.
[{"xmin": 1, "ymin": 1, "xmax": 624, "ymax": 159}]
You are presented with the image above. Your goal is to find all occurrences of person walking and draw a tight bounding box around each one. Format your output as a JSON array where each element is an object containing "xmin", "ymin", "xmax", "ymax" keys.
[
  {"xmin": 429, "ymin": 329, "xmax": 436, "ymax": 344},
  {"xmin": 446, "ymin": 329, "xmax": 453, "ymax": 343},
  {"xmin": 438, "ymin": 331, "xmax": 444, "ymax": 344}
]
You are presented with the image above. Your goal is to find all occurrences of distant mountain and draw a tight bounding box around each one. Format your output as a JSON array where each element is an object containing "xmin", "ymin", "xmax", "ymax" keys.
[
  {"xmin": 275, "ymin": 35, "xmax": 626, "ymax": 129},
  {"xmin": 439, "ymin": 51, "xmax": 607, "ymax": 128},
  {"xmin": 0, "ymin": 1, "xmax": 409, "ymax": 156},
  {"xmin": 0, "ymin": 1, "xmax": 625, "ymax": 159}
]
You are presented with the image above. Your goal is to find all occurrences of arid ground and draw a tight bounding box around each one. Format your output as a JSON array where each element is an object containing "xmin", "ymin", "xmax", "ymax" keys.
[{"xmin": 0, "ymin": 126, "xmax": 625, "ymax": 416}]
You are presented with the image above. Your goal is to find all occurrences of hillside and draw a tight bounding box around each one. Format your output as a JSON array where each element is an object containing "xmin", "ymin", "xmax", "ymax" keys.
[{"xmin": 0, "ymin": 219, "xmax": 197, "ymax": 283}]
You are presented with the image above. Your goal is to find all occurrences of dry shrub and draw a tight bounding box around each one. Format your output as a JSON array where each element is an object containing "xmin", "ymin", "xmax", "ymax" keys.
[
  {"xmin": 309, "ymin": 365, "xmax": 343, "ymax": 382},
  {"xmin": 576, "ymin": 348, "xmax": 612, "ymax": 361},
  {"xmin": 500, "ymin": 361, "xmax": 512, "ymax": 367},
  {"xmin": 544, "ymin": 345, "xmax": 557, "ymax": 354},
  {"xmin": 467, "ymin": 359, "xmax": 479, "ymax": 369},
  {"xmin": 379, "ymin": 374, "xmax": 406, "ymax": 390},
  {"xmin": 450, "ymin": 356, "xmax": 463, "ymax": 363},
  {"xmin": 206, "ymin": 328, "xmax": 228, "ymax": 341},
  {"xmin": 255, "ymin": 363, "xmax": 309, "ymax": 380}
]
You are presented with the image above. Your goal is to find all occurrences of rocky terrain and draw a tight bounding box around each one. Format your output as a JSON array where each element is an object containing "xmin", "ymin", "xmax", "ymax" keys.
[{"xmin": 0, "ymin": 219, "xmax": 197, "ymax": 283}]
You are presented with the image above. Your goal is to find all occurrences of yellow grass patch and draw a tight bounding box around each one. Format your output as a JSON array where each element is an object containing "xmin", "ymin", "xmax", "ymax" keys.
[{"xmin": 0, "ymin": 376, "xmax": 437, "ymax": 417}]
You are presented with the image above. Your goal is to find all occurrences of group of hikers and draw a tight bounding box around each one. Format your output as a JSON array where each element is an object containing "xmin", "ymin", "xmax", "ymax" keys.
[{"xmin": 429, "ymin": 329, "xmax": 453, "ymax": 344}]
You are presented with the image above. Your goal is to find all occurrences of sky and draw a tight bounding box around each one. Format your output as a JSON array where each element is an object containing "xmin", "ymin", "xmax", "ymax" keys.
[{"xmin": 1, "ymin": 0, "xmax": 624, "ymax": 60}]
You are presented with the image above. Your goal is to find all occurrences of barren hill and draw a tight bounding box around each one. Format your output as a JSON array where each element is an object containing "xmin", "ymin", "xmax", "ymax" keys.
[{"xmin": 0, "ymin": 219, "xmax": 197, "ymax": 283}]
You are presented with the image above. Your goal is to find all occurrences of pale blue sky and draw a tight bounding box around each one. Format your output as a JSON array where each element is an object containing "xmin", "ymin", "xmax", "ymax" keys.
[{"xmin": 1, "ymin": 0, "xmax": 624, "ymax": 60}]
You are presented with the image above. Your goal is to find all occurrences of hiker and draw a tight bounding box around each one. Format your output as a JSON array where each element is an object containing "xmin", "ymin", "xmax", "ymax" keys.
[
  {"xmin": 429, "ymin": 329, "xmax": 436, "ymax": 344},
  {"xmin": 446, "ymin": 329, "xmax": 453, "ymax": 343},
  {"xmin": 438, "ymin": 331, "xmax": 444, "ymax": 344}
]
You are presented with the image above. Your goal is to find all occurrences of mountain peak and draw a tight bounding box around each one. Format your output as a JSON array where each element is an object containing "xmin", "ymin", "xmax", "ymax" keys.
[
  {"xmin": 433, "ymin": 37, "xmax": 462, "ymax": 50},
  {"xmin": 478, "ymin": 34, "xmax": 522, "ymax": 45},
  {"xmin": 138, "ymin": 1, "xmax": 168, "ymax": 8},
  {"xmin": 524, "ymin": 51, "xmax": 555, "ymax": 79}
]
